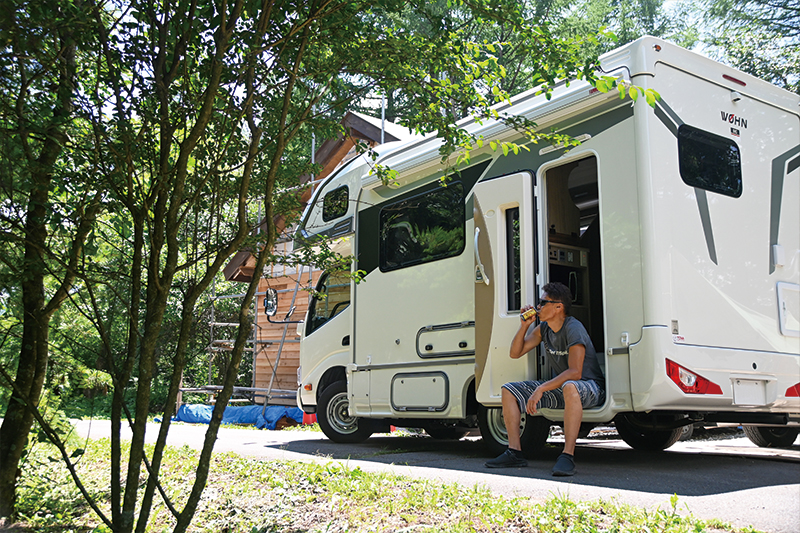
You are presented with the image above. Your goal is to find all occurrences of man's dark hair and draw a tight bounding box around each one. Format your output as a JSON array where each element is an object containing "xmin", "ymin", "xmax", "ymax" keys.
[{"xmin": 541, "ymin": 281, "xmax": 573, "ymax": 316}]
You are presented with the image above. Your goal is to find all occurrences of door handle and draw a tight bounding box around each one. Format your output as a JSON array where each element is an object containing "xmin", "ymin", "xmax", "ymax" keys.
[{"xmin": 474, "ymin": 227, "xmax": 490, "ymax": 285}]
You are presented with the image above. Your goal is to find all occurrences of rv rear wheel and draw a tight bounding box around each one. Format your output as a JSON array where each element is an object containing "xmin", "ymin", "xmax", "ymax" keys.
[
  {"xmin": 423, "ymin": 421, "xmax": 469, "ymax": 440},
  {"xmin": 614, "ymin": 413, "xmax": 682, "ymax": 451},
  {"xmin": 477, "ymin": 405, "xmax": 550, "ymax": 458},
  {"xmin": 742, "ymin": 425, "xmax": 800, "ymax": 448},
  {"xmin": 317, "ymin": 381, "xmax": 374, "ymax": 443}
]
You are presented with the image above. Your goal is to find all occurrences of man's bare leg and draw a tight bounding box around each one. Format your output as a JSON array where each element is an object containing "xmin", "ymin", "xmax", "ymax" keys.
[
  {"xmin": 562, "ymin": 382, "xmax": 583, "ymax": 455},
  {"xmin": 485, "ymin": 387, "xmax": 528, "ymax": 468},
  {"xmin": 502, "ymin": 387, "xmax": 522, "ymax": 450}
]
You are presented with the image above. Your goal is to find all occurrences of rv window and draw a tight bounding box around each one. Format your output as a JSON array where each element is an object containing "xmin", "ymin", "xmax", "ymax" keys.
[
  {"xmin": 379, "ymin": 182, "xmax": 465, "ymax": 272},
  {"xmin": 506, "ymin": 207, "xmax": 521, "ymax": 312},
  {"xmin": 322, "ymin": 186, "xmax": 349, "ymax": 221},
  {"xmin": 306, "ymin": 271, "xmax": 350, "ymax": 336},
  {"xmin": 678, "ymin": 125, "xmax": 742, "ymax": 198}
]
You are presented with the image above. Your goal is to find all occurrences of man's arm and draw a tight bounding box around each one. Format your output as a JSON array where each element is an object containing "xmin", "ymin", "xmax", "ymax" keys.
[
  {"xmin": 525, "ymin": 344, "xmax": 586, "ymax": 414},
  {"xmin": 509, "ymin": 311, "xmax": 542, "ymax": 359}
]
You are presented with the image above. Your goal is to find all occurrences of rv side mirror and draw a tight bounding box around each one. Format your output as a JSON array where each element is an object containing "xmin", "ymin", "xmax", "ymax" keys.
[{"xmin": 264, "ymin": 288, "xmax": 278, "ymax": 317}]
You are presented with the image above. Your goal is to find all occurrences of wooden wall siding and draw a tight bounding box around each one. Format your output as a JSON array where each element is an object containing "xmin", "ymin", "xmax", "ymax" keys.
[{"xmin": 252, "ymin": 270, "xmax": 322, "ymax": 405}]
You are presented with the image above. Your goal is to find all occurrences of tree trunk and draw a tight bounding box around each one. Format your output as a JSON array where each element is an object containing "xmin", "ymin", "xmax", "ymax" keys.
[
  {"xmin": 0, "ymin": 166, "xmax": 53, "ymax": 518},
  {"xmin": 0, "ymin": 13, "xmax": 76, "ymax": 517}
]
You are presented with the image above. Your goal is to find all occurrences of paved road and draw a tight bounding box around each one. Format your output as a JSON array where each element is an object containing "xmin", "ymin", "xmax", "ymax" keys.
[{"xmin": 72, "ymin": 420, "xmax": 800, "ymax": 533}]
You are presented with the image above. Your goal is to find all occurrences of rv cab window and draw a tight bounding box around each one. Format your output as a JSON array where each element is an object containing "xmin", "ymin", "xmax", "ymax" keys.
[
  {"xmin": 306, "ymin": 271, "xmax": 350, "ymax": 336},
  {"xmin": 677, "ymin": 124, "xmax": 742, "ymax": 198},
  {"xmin": 322, "ymin": 186, "xmax": 349, "ymax": 221}
]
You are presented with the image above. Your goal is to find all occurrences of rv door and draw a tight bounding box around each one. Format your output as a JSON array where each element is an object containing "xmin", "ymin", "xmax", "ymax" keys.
[{"xmin": 473, "ymin": 171, "xmax": 540, "ymax": 405}]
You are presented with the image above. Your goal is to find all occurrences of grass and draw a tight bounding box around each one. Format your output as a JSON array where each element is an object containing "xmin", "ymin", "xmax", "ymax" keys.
[{"xmin": 10, "ymin": 438, "xmax": 760, "ymax": 533}]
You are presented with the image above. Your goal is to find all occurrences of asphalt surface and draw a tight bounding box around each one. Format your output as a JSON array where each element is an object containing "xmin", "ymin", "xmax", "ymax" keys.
[{"xmin": 71, "ymin": 420, "xmax": 800, "ymax": 533}]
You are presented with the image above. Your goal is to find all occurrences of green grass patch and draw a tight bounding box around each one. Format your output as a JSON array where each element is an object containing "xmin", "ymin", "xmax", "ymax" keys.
[{"xmin": 12, "ymin": 438, "xmax": 760, "ymax": 532}]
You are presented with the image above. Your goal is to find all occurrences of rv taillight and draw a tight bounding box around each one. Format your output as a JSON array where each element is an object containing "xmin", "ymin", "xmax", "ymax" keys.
[
  {"xmin": 723, "ymin": 74, "xmax": 746, "ymax": 87},
  {"xmin": 786, "ymin": 383, "xmax": 800, "ymax": 397},
  {"xmin": 666, "ymin": 359, "xmax": 723, "ymax": 395}
]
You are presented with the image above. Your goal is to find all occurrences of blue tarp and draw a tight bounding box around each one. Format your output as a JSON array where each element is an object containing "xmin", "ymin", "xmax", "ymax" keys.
[{"xmin": 175, "ymin": 404, "xmax": 304, "ymax": 430}]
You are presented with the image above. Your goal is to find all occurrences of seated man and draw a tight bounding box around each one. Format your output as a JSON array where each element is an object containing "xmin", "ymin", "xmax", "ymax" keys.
[{"xmin": 485, "ymin": 281, "xmax": 605, "ymax": 476}]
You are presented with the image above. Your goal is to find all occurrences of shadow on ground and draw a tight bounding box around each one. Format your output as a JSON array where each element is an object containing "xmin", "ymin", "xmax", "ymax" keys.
[{"xmin": 265, "ymin": 433, "xmax": 800, "ymax": 497}]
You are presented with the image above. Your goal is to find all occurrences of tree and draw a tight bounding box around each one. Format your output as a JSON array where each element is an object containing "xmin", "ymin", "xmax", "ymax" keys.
[
  {"xmin": 0, "ymin": 1, "xmax": 103, "ymax": 517},
  {"xmin": 0, "ymin": 0, "xmax": 624, "ymax": 530},
  {"xmin": 702, "ymin": 0, "xmax": 799, "ymax": 93}
]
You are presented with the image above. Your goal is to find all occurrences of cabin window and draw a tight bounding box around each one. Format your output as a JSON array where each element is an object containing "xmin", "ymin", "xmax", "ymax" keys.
[
  {"xmin": 322, "ymin": 186, "xmax": 349, "ymax": 221},
  {"xmin": 379, "ymin": 182, "xmax": 465, "ymax": 272},
  {"xmin": 678, "ymin": 125, "xmax": 742, "ymax": 198},
  {"xmin": 306, "ymin": 271, "xmax": 350, "ymax": 336},
  {"xmin": 505, "ymin": 207, "xmax": 521, "ymax": 312}
]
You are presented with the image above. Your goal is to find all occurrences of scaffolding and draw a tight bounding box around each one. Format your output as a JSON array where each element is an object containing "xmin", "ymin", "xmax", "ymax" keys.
[{"xmin": 178, "ymin": 258, "xmax": 315, "ymax": 408}]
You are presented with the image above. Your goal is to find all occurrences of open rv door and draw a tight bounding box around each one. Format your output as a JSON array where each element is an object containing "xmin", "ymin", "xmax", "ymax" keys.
[{"xmin": 474, "ymin": 171, "xmax": 540, "ymax": 405}]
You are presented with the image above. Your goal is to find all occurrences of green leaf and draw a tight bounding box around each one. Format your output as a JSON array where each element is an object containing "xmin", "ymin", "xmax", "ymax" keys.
[
  {"xmin": 629, "ymin": 87, "xmax": 639, "ymax": 101},
  {"xmin": 489, "ymin": 141, "xmax": 497, "ymax": 151},
  {"xmin": 502, "ymin": 143, "xmax": 509, "ymax": 156}
]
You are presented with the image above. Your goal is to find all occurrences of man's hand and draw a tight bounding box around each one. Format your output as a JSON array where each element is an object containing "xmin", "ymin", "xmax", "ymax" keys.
[
  {"xmin": 520, "ymin": 305, "xmax": 537, "ymax": 325},
  {"xmin": 526, "ymin": 387, "xmax": 543, "ymax": 415}
]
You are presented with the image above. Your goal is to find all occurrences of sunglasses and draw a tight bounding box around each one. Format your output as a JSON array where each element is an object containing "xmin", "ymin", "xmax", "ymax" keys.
[{"xmin": 537, "ymin": 299, "xmax": 561, "ymax": 307}]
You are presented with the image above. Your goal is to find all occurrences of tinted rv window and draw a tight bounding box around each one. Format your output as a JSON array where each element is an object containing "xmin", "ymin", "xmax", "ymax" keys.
[
  {"xmin": 379, "ymin": 183, "xmax": 465, "ymax": 272},
  {"xmin": 678, "ymin": 125, "xmax": 742, "ymax": 198},
  {"xmin": 322, "ymin": 186, "xmax": 349, "ymax": 221},
  {"xmin": 306, "ymin": 271, "xmax": 350, "ymax": 336},
  {"xmin": 506, "ymin": 207, "xmax": 521, "ymax": 312}
]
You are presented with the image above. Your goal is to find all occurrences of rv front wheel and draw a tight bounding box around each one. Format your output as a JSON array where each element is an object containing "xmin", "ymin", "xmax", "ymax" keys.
[
  {"xmin": 477, "ymin": 405, "xmax": 550, "ymax": 458},
  {"xmin": 742, "ymin": 425, "xmax": 800, "ymax": 448},
  {"xmin": 317, "ymin": 381, "xmax": 373, "ymax": 443}
]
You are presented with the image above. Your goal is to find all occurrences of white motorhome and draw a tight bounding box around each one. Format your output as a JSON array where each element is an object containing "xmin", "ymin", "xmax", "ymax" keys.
[{"xmin": 279, "ymin": 36, "xmax": 800, "ymax": 453}]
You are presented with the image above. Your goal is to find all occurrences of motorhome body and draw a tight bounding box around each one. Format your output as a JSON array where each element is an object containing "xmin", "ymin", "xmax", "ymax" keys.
[{"xmin": 287, "ymin": 36, "xmax": 800, "ymax": 451}]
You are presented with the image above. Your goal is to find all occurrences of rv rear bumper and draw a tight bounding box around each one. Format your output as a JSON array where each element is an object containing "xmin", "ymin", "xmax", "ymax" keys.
[{"xmin": 628, "ymin": 326, "xmax": 800, "ymax": 414}]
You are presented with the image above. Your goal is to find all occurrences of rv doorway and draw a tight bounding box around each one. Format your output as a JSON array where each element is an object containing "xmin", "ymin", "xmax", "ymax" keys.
[{"xmin": 543, "ymin": 156, "xmax": 605, "ymax": 355}]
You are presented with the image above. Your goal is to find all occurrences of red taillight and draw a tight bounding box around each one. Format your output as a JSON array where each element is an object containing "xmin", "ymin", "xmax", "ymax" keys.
[
  {"xmin": 723, "ymin": 74, "xmax": 746, "ymax": 87},
  {"xmin": 666, "ymin": 359, "xmax": 723, "ymax": 395},
  {"xmin": 786, "ymin": 383, "xmax": 800, "ymax": 397}
]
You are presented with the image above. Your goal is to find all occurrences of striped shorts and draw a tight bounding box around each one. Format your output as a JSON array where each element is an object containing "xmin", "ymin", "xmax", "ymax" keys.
[{"xmin": 503, "ymin": 379, "xmax": 605, "ymax": 412}]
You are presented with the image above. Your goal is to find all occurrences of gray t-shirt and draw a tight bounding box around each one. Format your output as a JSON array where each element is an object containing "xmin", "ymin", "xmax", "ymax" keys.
[{"xmin": 540, "ymin": 316, "xmax": 604, "ymax": 385}]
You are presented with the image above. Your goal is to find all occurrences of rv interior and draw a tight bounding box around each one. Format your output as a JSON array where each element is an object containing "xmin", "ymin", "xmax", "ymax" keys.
[{"xmin": 544, "ymin": 156, "xmax": 605, "ymax": 356}]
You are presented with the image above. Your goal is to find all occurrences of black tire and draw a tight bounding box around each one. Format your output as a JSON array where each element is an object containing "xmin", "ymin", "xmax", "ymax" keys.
[
  {"xmin": 614, "ymin": 413, "xmax": 682, "ymax": 451},
  {"xmin": 424, "ymin": 422, "xmax": 469, "ymax": 440},
  {"xmin": 679, "ymin": 423, "xmax": 694, "ymax": 441},
  {"xmin": 317, "ymin": 381, "xmax": 373, "ymax": 443},
  {"xmin": 477, "ymin": 404, "xmax": 550, "ymax": 458},
  {"xmin": 577, "ymin": 422, "xmax": 596, "ymax": 439},
  {"xmin": 742, "ymin": 425, "xmax": 800, "ymax": 448}
]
